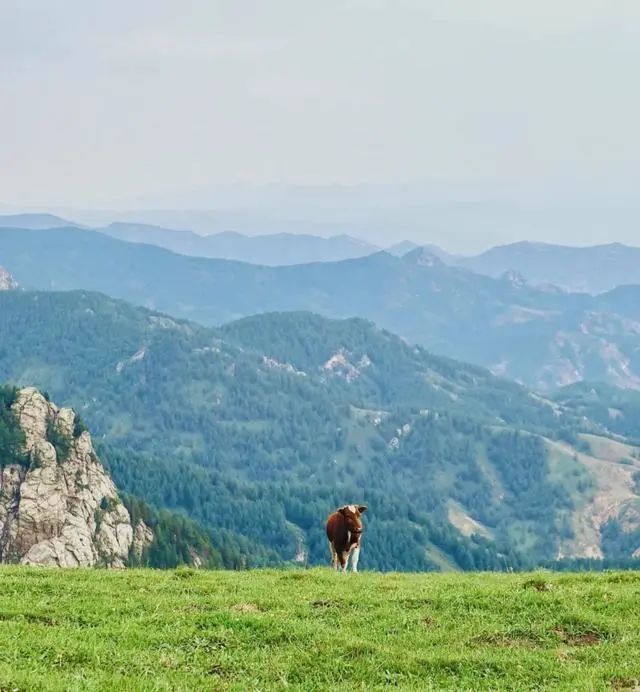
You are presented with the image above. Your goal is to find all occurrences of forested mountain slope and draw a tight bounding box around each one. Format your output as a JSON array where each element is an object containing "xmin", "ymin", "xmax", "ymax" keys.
[
  {"xmin": 0, "ymin": 289, "xmax": 638, "ymax": 569},
  {"xmin": 2, "ymin": 227, "xmax": 640, "ymax": 391}
]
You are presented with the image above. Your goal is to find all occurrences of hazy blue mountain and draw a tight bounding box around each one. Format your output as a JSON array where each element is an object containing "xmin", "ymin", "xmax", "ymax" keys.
[
  {"xmin": 0, "ymin": 213, "xmax": 78, "ymax": 229},
  {"xmin": 98, "ymin": 223, "xmax": 379, "ymax": 265},
  {"xmin": 386, "ymin": 241, "xmax": 456, "ymax": 262},
  {"xmin": 2, "ymin": 227, "xmax": 640, "ymax": 391},
  {"xmin": 455, "ymin": 241, "xmax": 640, "ymax": 294},
  {"xmin": 386, "ymin": 240, "xmax": 420, "ymax": 256},
  {"xmin": 98, "ymin": 222, "xmax": 205, "ymax": 255},
  {"xmin": 8, "ymin": 213, "xmax": 638, "ymax": 294},
  {"xmin": 1, "ymin": 289, "xmax": 637, "ymax": 568},
  {"xmin": 593, "ymin": 284, "xmax": 640, "ymax": 321}
]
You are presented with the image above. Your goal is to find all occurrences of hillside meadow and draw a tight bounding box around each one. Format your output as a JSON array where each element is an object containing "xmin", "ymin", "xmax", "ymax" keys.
[{"xmin": 0, "ymin": 568, "xmax": 639, "ymax": 690}]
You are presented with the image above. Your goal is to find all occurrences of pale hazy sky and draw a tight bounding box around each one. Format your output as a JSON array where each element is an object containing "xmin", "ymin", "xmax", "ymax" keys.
[{"xmin": 2, "ymin": 1, "xmax": 640, "ymax": 245}]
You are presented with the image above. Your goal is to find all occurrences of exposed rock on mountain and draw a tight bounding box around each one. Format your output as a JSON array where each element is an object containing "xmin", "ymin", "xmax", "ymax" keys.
[
  {"xmin": 0, "ymin": 266, "xmax": 17, "ymax": 290},
  {"xmin": 322, "ymin": 348, "xmax": 371, "ymax": 382},
  {"xmin": 0, "ymin": 387, "xmax": 152, "ymax": 567},
  {"xmin": 499, "ymin": 269, "xmax": 527, "ymax": 289}
]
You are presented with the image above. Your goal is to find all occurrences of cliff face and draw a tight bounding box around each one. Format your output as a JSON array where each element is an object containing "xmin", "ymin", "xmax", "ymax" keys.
[
  {"xmin": 0, "ymin": 266, "xmax": 17, "ymax": 290},
  {"xmin": 0, "ymin": 388, "xmax": 151, "ymax": 567}
]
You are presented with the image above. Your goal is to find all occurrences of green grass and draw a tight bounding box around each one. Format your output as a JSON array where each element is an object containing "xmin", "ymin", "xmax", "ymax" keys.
[{"xmin": 1, "ymin": 568, "xmax": 639, "ymax": 691}]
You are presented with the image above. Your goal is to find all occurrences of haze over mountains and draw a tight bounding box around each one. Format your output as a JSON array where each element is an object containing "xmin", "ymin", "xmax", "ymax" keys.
[
  {"xmin": 41, "ymin": 184, "xmax": 640, "ymax": 252},
  {"xmin": 3, "ymin": 224, "xmax": 640, "ymax": 392}
]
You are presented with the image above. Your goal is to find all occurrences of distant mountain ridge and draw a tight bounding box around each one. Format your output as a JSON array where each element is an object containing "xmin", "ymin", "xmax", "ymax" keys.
[
  {"xmin": 386, "ymin": 239, "xmax": 640, "ymax": 295},
  {"xmin": 387, "ymin": 240, "xmax": 458, "ymax": 263},
  {"xmin": 0, "ymin": 214, "xmax": 379, "ymax": 266},
  {"xmin": 99, "ymin": 221, "xmax": 379, "ymax": 265},
  {"xmin": 0, "ymin": 213, "xmax": 78, "ymax": 229},
  {"xmin": 453, "ymin": 241, "xmax": 640, "ymax": 294},
  {"xmin": 3, "ymin": 226, "xmax": 640, "ymax": 391},
  {"xmin": 3, "ymin": 214, "xmax": 639, "ymax": 293}
]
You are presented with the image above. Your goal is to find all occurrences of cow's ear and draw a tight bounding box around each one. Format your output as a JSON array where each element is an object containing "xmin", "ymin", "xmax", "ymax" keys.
[
  {"xmin": 338, "ymin": 506, "xmax": 348, "ymax": 515},
  {"xmin": 358, "ymin": 505, "xmax": 367, "ymax": 514}
]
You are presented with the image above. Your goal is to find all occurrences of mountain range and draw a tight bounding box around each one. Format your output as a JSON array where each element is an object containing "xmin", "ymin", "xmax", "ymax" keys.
[
  {"xmin": 1, "ymin": 288, "xmax": 638, "ymax": 569},
  {"xmin": 3, "ymin": 226, "xmax": 640, "ymax": 391},
  {"xmin": 99, "ymin": 223, "xmax": 378, "ymax": 265},
  {"xmin": 454, "ymin": 241, "xmax": 640, "ymax": 294},
  {"xmin": 3, "ymin": 214, "xmax": 640, "ymax": 294},
  {"xmin": 386, "ymin": 239, "xmax": 640, "ymax": 295},
  {"xmin": 0, "ymin": 214, "xmax": 378, "ymax": 266}
]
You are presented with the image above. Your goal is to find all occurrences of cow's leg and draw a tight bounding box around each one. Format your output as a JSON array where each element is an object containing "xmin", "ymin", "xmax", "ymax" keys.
[
  {"xmin": 343, "ymin": 544, "xmax": 353, "ymax": 572},
  {"xmin": 329, "ymin": 542, "xmax": 338, "ymax": 570},
  {"xmin": 338, "ymin": 552, "xmax": 348, "ymax": 573},
  {"xmin": 351, "ymin": 544, "xmax": 361, "ymax": 573}
]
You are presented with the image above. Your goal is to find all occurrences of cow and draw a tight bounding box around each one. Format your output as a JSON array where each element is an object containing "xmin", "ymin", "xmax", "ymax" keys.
[{"xmin": 325, "ymin": 504, "xmax": 367, "ymax": 572}]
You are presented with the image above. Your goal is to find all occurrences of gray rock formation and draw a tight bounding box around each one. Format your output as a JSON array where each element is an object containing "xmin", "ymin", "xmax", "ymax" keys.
[
  {"xmin": 0, "ymin": 266, "xmax": 17, "ymax": 290},
  {"xmin": 0, "ymin": 388, "xmax": 151, "ymax": 567}
]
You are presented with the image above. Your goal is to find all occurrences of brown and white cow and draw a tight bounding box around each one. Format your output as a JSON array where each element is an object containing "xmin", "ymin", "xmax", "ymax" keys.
[{"xmin": 325, "ymin": 504, "xmax": 367, "ymax": 572}]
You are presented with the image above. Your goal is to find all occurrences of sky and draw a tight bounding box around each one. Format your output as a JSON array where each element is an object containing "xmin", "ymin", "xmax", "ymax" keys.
[{"xmin": 2, "ymin": 1, "xmax": 640, "ymax": 249}]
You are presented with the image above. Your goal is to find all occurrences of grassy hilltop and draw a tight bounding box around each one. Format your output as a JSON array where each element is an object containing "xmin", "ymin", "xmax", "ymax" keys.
[{"xmin": 1, "ymin": 568, "xmax": 639, "ymax": 690}]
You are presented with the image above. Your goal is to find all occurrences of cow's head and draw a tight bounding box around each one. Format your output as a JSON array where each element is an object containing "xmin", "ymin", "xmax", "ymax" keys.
[{"xmin": 338, "ymin": 504, "xmax": 367, "ymax": 536}]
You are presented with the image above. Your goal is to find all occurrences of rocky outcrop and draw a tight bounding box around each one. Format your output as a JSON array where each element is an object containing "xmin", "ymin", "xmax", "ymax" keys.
[
  {"xmin": 130, "ymin": 520, "xmax": 154, "ymax": 562},
  {"xmin": 322, "ymin": 349, "xmax": 372, "ymax": 383},
  {"xmin": 0, "ymin": 388, "xmax": 152, "ymax": 567},
  {"xmin": 0, "ymin": 266, "xmax": 17, "ymax": 290}
]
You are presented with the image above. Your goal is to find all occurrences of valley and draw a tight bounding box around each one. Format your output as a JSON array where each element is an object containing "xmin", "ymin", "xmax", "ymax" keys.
[{"xmin": 0, "ymin": 290, "xmax": 638, "ymax": 569}]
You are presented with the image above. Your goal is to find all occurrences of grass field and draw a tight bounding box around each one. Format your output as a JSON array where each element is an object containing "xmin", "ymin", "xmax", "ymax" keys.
[{"xmin": 1, "ymin": 568, "xmax": 639, "ymax": 691}]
